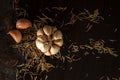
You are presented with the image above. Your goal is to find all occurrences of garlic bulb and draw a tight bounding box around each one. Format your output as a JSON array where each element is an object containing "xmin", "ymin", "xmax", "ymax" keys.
[
  {"xmin": 16, "ymin": 18, "xmax": 32, "ymax": 29},
  {"xmin": 35, "ymin": 25, "xmax": 63, "ymax": 56},
  {"xmin": 8, "ymin": 29, "xmax": 22, "ymax": 43}
]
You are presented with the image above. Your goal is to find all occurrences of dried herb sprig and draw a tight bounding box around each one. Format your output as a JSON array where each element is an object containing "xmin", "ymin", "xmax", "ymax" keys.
[
  {"xmin": 99, "ymin": 76, "xmax": 120, "ymax": 80},
  {"xmin": 68, "ymin": 39, "xmax": 118, "ymax": 57},
  {"xmin": 65, "ymin": 9, "xmax": 104, "ymax": 31}
]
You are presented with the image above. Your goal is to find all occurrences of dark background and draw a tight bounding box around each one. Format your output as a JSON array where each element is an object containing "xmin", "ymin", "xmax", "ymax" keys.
[{"xmin": 0, "ymin": 0, "xmax": 120, "ymax": 80}]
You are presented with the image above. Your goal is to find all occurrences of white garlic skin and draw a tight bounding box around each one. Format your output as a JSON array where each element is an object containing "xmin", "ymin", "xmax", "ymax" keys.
[{"xmin": 35, "ymin": 25, "xmax": 63, "ymax": 56}]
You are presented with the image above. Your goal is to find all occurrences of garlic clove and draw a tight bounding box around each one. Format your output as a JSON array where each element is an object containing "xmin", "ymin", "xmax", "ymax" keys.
[
  {"xmin": 44, "ymin": 51, "xmax": 51, "ymax": 56},
  {"xmin": 16, "ymin": 18, "xmax": 32, "ymax": 29},
  {"xmin": 35, "ymin": 39, "xmax": 44, "ymax": 50},
  {"xmin": 37, "ymin": 35, "xmax": 47, "ymax": 42},
  {"xmin": 52, "ymin": 30, "xmax": 62, "ymax": 40},
  {"xmin": 50, "ymin": 45, "xmax": 60, "ymax": 55},
  {"xmin": 37, "ymin": 28, "xmax": 44, "ymax": 36},
  {"xmin": 44, "ymin": 51, "xmax": 52, "ymax": 56},
  {"xmin": 52, "ymin": 27, "xmax": 57, "ymax": 34},
  {"xmin": 54, "ymin": 39, "xmax": 63, "ymax": 47},
  {"xmin": 36, "ymin": 39, "xmax": 51, "ymax": 53},
  {"xmin": 8, "ymin": 29, "xmax": 22, "ymax": 43},
  {"xmin": 43, "ymin": 25, "xmax": 52, "ymax": 36},
  {"xmin": 42, "ymin": 43, "xmax": 51, "ymax": 53}
]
